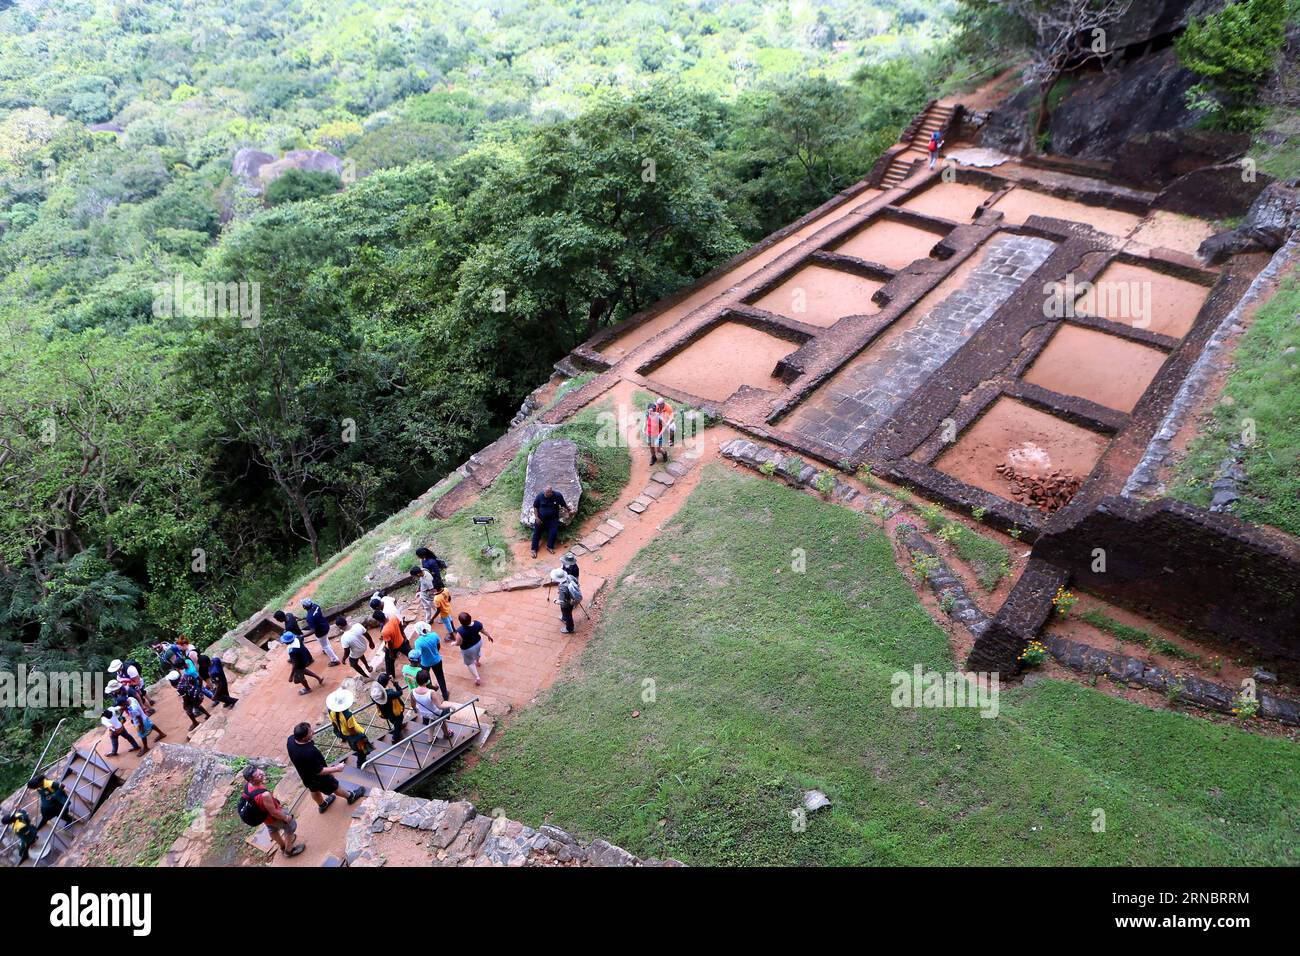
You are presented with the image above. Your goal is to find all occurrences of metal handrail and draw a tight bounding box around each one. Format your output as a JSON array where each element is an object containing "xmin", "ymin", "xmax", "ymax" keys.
[
  {"xmin": 311, "ymin": 698, "xmax": 381, "ymax": 766},
  {"xmin": 31, "ymin": 741, "xmax": 101, "ymax": 866},
  {"xmin": 0, "ymin": 718, "xmax": 69, "ymax": 854},
  {"xmin": 361, "ymin": 697, "xmax": 481, "ymax": 790}
]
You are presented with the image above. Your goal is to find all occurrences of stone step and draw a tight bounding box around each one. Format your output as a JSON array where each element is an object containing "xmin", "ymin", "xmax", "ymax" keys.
[{"xmin": 651, "ymin": 471, "xmax": 676, "ymax": 486}]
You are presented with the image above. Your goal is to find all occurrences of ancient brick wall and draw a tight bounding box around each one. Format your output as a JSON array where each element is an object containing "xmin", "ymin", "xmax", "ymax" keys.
[{"xmin": 1033, "ymin": 496, "xmax": 1300, "ymax": 663}]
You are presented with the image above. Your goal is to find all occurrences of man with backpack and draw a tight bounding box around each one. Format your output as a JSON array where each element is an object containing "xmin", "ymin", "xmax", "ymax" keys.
[
  {"xmin": 108, "ymin": 658, "xmax": 153, "ymax": 712},
  {"xmin": 326, "ymin": 689, "xmax": 372, "ymax": 768},
  {"xmin": 928, "ymin": 129, "xmax": 944, "ymax": 170},
  {"xmin": 238, "ymin": 765, "xmax": 304, "ymax": 857},
  {"xmin": 168, "ymin": 668, "xmax": 212, "ymax": 731},
  {"xmin": 2, "ymin": 809, "xmax": 37, "ymax": 863},
  {"xmin": 415, "ymin": 546, "xmax": 447, "ymax": 589},
  {"xmin": 286, "ymin": 722, "xmax": 365, "ymax": 814},
  {"xmin": 27, "ymin": 775, "xmax": 69, "ymax": 831},
  {"xmin": 549, "ymin": 567, "xmax": 582, "ymax": 635},
  {"xmin": 370, "ymin": 674, "xmax": 407, "ymax": 743}
]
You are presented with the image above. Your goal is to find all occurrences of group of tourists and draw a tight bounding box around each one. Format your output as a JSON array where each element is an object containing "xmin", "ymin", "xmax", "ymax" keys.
[{"xmin": 39, "ymin": 529, "xmax": 588, "ymax": 862}]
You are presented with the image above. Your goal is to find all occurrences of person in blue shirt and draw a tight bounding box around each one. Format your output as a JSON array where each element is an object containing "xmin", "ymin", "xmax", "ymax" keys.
[
  {"xmin": 408, "ymin": 622, "xmax": 450, "ymax": 700},
  {"xmin": 415, "ymin": 547, "xmax": 446, "ymax": 589},
  {"xmin": 530, "ymin": 486, "xmax": 571, "ymax": 558},
  {"xmin": 301, "ymin": 598, "xmax": 340, "ymax": 666}
]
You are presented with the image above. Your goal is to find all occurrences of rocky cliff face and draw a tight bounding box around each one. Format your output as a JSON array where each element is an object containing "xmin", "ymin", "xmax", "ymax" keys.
[
  {"xmin": 978, "ymin": 0, "xmax": 1256, "ymax": 182},
  {"xmin": 1047, "ymin": 47, "xmax": 1203, "ymax": 161}
]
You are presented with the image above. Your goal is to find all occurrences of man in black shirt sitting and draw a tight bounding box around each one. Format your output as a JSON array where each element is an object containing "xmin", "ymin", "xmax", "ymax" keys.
[
  {"xmin": 285, "ymin": 722, "xmax": 366, "ymax": 814},
  {"xmin": 530, "ymin": 485, "xmax": 571, "ymax": 558}
]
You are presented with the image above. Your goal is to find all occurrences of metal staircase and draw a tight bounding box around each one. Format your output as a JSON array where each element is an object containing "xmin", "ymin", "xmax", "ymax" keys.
[{"xmin": 1, "ymin": 721, "xmax": 116, "ymax": 867}]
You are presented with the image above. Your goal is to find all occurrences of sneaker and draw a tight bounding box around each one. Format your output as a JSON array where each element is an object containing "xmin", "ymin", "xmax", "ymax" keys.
[
  {"xmin": 318, "ymin": 794, "xmax": 336, "ymax": 814},
  {"xmin": 346, "ymin": 787, "xmax": 367, "ymax": 805}
]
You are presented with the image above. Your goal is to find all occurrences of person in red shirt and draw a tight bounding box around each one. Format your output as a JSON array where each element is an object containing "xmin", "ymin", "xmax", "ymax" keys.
[
  {"xmin": 645, "ymin": 401, "xmax": 663, "ymax": 464},
  {"xmin": 241, "ymin": 765, "xmax": 304, "ymax": 857}
]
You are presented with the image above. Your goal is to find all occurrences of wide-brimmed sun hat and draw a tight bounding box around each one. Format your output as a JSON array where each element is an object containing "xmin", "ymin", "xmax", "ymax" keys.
[
  {"xmin": 368, "ymin": 683, "xmax": 387, "ymax": 705},
  {"xmin": 107, "ymin": 659, "xmax": 122, "ymax": 673},
  {"xmin": 326, "ymin": 688, "xmax": 354, "ymax": 713},
  {"xmin": 105, "ymin": 680, "xmax": 122, "ymax": 695},
  {"xmin": 549, "ymin": 568, "xmax": 567, "ymax": 583},
  {"xmin": 165, "ymin": 670, "xmax": 180, "ymax": 683}
]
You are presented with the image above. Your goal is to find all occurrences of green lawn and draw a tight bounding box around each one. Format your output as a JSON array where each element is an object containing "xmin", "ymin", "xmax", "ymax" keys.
[
  {"xmin": 1171, "ymin": 276, "xmax": 1300, "ymax": 535},
  {"xmin": 446, "ymin": 465, "xmax": 1299, "ymax": 865}
]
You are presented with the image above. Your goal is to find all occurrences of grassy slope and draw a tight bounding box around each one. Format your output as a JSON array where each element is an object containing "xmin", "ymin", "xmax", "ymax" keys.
[
  {"xmin": 1171, "ymin": 276, "xmax": 1300, "ymax": 536},
  {"xmin": 452, "ymin": 466, "xmax": 1299, "ymax": 865}
]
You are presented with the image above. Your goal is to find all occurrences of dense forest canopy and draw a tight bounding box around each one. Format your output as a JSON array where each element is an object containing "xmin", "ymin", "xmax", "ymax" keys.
[{"xmin": 0, "ymin": 0, "xmax": 982, "ymax": 771}]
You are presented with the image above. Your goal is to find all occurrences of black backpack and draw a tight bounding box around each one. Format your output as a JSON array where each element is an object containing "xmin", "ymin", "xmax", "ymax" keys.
[{"xmin": 237, "ymin": 786, "xmax": 269, "ymax": 826}]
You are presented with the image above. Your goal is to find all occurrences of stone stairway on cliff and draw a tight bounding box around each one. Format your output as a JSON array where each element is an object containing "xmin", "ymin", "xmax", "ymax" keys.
[{"xmin": 879, "ymin": 103, "xmax": 955, "ymax": 189}]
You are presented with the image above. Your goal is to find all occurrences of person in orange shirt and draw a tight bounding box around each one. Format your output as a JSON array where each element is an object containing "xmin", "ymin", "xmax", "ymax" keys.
[
  {"xmin": 381, "ymin": 612, "xmax": 408, "ymax": 677},
  {"xmin": 655, "ymin": 398, "xmax": 676, "ymax": 448}
]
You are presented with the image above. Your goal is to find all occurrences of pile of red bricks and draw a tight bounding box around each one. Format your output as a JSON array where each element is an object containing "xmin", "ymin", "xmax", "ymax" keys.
[{"xmin": 997, "ymin": 464, "xmax": 1082, "ymax": 513}]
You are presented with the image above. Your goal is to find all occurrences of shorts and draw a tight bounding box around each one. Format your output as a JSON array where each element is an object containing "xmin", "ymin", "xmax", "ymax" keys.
[
  {"xmin": 461, "ymin": 643, "xmax": 482, "ymax": 666},
  {"xmin": 291, "ymin": 663, "xmax": 309, "ymax": 681},
  {"xmin": 307, "ymin": 775, "xmax": 339, "ymax": 796},
  {"xmin": 265, "ymin": 815, "xmax": 297, "ymax": 836}
]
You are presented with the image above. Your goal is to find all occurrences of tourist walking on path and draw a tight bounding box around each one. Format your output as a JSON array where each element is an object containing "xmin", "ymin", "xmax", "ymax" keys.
[
  {"xmin": 370, "ymin": 674, "xmax": 407, "ymax": 743},
  {"xmin": 27, "ymin": 775, "xmax": 68, "ymax": 831},
  {"xmin": 111, "ymin": 683, "xmax": 166, "ymax": 749},
  {"xmin": 410, "ymin": 564, "xmax": 437, "ymax": 622},
  {"xmin": 415, "ymin": 546, "xmax": 446, "ymax": 589},
  {"xmin": 169, "ymin": 669, "xmax": 213, "ymax": 730},
  {"xmin": 381, "ymin": 611, "xmax": 409, "ymax": 677},
  {"xmin": 530, "ymin": 485, "xmax": 571, "ymax": 558},
  {"xmin": 655, "ymin": 398, "xmax": 676, "ymax": 448},
  {"xmin": 3, "ymin": 810, "xmax": 36, "ymax": 863},
  {"xmin": 646, "ymin": 402, "xmax": 666, "ymax": 464},
  {"xmin": 286, "ymin": 722, "xmax": 366, "ymax": 813},
  {"xmin": 283, "ymin": 633, "xmax": 324, "ymax": 696},
  {"xmin": 302, "ymin": 599, "xmax": 341, "ymax": 666},
  {"xmin": 108, "ymin": 658, "xmax": 154, "ymax": 712},
  {"xmin": 239, "ymin": 765, "xmax": 304, "ymax": 857},
  {"xmin": 411, "ymin": 669, "xmax": 454, "ymax": 741},
  {"xmin": 561, "ymin": 551, "xmax": 580, "ymax": 582},
  {"xmin": 550, "ymin": 567, "xmax": 580, "ymax": 634},
  {"xmin": 408, "ymin": 620, "xmax": 450, "ymax": 699},
  {"xmin": 451, "ymin": 612, "xmax": 493, "ymax": 685},
  {"xmin": 928, "ymin": 129, "xmax": 944, "ymax": 169},
  {"xmin": 326, "ymin": 689, "xmax": 373, "ymax": 768},
  {"xmin": 100, "ymin": 705, "xmax": 141, "ymax": 756},
  {"xmin": 336, "ymin": 615, "xmax": 374, "ymax": 677},
  {"xmin": 433, "ymin": 586, "xmax": 456, "ymax": 641},
  {"xmin": 207, "ymin": 656, "xmax": 239, "ymax": 708}
]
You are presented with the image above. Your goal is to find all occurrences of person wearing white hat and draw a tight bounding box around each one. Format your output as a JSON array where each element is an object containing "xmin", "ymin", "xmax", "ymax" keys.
[
  {"xmin": 550, "ymin": 567, "xmax": 579, "ymax": 635},
  {"xmin": 108, "ymin": 657, "xmax": 154, "ymax": 712},
  {"xmin": 326, "ymin": 689, "xmax": 372, "ymax": 767}
]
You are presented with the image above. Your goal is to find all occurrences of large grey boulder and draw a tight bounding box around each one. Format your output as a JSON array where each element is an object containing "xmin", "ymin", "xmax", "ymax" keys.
[
  {"xmin": 520, "ymin": 439, "xmax": 581, "ymax": 528},
  {"xmin": 232, "ymin": 147, "xmax": 275, "ymax": 181},
  {"xmin": 1198, "ymin": 182, "xmax": 1300, "ymax": 264},
  {"xmin": 257, "ymin": 149, "xmax": 344, "ymax": 184}
]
